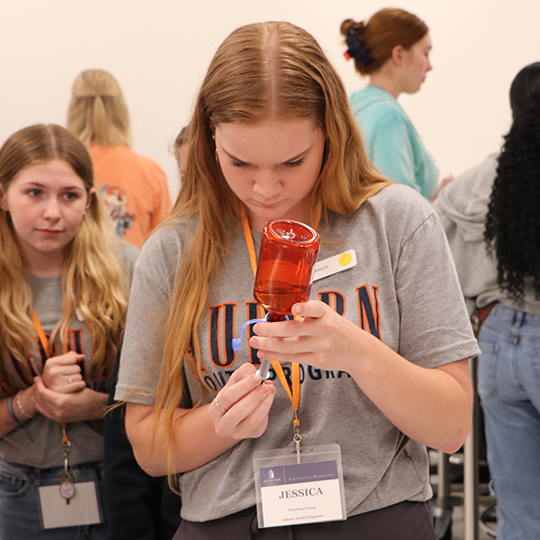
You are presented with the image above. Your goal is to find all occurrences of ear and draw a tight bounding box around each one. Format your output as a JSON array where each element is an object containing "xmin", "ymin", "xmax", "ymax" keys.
[
  {"xmin": 0, "ymin": 186, "xmax": 8, "ymax": 212},
  {"xmin": 85, "ymin": 188, "xmax": 95, "ymax": 212},
  {"xmin": 391, "ymin": 45, "xmax": 404, "ymax": 67}
]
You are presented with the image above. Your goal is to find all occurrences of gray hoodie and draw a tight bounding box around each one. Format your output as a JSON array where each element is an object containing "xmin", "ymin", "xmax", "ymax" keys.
[{"xmin": 434, "ymin": 153, "xmax": 540, "ymax": 315}]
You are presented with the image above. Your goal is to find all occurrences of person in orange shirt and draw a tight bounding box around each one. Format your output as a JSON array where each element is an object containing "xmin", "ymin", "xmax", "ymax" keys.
[{"xmin": 67, "ymin": 70, "xmax": 172, "ymax": 248}]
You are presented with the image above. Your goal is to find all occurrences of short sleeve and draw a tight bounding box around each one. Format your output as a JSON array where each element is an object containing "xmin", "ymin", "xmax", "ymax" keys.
[
  {"xmin": 115, "ymin": 229, "xmax": 178, "ymax": 404},
  {"xmin": 395, "ymin": 212, "xmax": 481, "ymax": 366}
]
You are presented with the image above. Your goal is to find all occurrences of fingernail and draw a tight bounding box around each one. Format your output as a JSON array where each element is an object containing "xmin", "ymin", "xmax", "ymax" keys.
[
  {"xmin": 250, "ymin": 337, "xmax": 258, "ymax": 348},
  {"xmin": 258, "ymin": 384, "xmax": 269, "ymax": 394},
  {"xmin": 253, "ymin": 324, "xmax": 260, "ymax": 334}
]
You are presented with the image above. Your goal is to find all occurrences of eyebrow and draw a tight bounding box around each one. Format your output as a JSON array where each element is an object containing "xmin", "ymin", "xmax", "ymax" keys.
[
  {"xmin": 22, "ymin": 181, "xmax": 84, "ymax": 190},
  {"xmin": 220, "ymin": 145, "xmax": 312, "ymax": 165}
]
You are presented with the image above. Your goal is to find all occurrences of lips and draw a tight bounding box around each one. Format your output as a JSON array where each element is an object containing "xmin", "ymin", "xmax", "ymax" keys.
[
  {"xmin": 36, "ymin": 229, "xmax": 63, "ymax": 235},
  {"xmin": 255, "ymin": 200, "xmax": 280, "ymax": 209}
]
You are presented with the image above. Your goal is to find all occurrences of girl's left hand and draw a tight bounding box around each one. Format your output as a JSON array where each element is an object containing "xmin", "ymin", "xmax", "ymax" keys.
[
  {"xmin": 249, "ymin": 300, "xmax": 365, "ymax": 373},
  {"xmin": 33, "ymin": 376, "xmax": 108, "ymax": 423}
]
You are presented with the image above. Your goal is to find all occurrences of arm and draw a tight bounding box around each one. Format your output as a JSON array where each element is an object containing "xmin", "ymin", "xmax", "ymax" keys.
[
  {"xmin": 125, "ymin": 362, "xmax": 276, "ymax": 476},
  {"xmin": 250, "ymin": 301, "xmax": 472, "ymax": 454},
  {"xmin": 0, "ymin": 386, "xmax": 36, "ymax": 438},
  {"xmin": 249, "ymin": 206, "xmax": 476, "ymax": 454}
]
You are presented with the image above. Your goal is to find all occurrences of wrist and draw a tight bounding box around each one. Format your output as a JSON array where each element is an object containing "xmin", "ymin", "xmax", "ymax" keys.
[{"xmin": 16, "ymin": 387, "xmax": 37, "ymax": 420}]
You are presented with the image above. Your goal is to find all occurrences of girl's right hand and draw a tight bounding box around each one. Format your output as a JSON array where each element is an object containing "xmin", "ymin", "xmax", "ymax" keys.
[
  {"xmin": 207, "ymin": 362, "xmax": 276, "ymax": 441},
  {"xmin": 41, "ymin": 351, "xmax": 86, "ymax": 394},
  {"xmin": 33, "ymin": 376, "xmax": 107, "ymax": 423}
]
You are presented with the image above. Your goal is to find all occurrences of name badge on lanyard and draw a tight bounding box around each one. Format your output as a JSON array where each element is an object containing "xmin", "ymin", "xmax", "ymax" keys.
[
  {"xmin": 253, "ymin": 443, "xmax": 346, "ymax": 528},
  {"xmin": 31, "ymin": 310, "xmax": 102, "ymax": 530}
]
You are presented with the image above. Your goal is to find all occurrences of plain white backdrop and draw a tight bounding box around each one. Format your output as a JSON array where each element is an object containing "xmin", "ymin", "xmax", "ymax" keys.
[{"xmin": 1, "ymin": 0, "xmax": 538, "ymax": 198}]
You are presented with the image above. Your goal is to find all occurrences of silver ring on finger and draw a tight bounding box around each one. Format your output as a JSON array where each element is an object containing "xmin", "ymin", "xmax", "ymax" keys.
[{"xmin": 213, "ymin": 396, "xmax": 228, "ymax": 414}]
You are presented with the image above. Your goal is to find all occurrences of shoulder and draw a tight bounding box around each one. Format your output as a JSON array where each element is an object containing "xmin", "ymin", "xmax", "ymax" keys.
[
  {"xmin": 350, "ymin": 88, "xmax": 407, "ymax": 128},
  {"xmin": 134, "ymin": 217, "xmax": 192, "ymax": 283},
  {"xmin": 93, "ymin": 146, "xmax": 167, "ymax": 177},
  {"xmin": 329, "ymin": 184, "xmax": 437, "ymax": 255},
  {"xmin": 434, "ymin": 153, "xmax": 498, "ymax": 222},
  {"xmin": 118, "ymin": 241, "xmax": 140, "ymax": 280},
  {"xmin": 127, "ymin": 148, "xmax": 167, "ymax": 177},
  {"xmin": 362, "ymin": 183, "xmax": 434, "ymax": 230}
]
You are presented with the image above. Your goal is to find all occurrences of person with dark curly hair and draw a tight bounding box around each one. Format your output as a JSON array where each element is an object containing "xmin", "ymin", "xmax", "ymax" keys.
[{"xmin": 434, "ymin": 61, "xmax": 540, "ymax": 540}]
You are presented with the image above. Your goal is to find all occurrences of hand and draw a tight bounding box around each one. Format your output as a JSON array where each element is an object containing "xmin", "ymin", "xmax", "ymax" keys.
[
  {"xmin": 33, "ymin": 376, "xmax": 108, "ymax": 423},
  {"xmin": 41, "ymin": 351, "xmax": 86, "ymax": 394},
  {"xmin": 249, "ymin": 300, "xmax": 366, "ymax": 373},
  {"xmin": 432, "ymin": 174, "xmax": 454, "ymax": 201},
  {"xmin": 207, "ymin": 363, "xmax": 275, "ymax": 441}
]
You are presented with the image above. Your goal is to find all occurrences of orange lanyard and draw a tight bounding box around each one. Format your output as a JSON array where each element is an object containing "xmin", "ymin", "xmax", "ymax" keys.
[
  {"xmin": 31, "ymin": 309, "xmax": 69, "ymax": 441},
  {"xmin": 241, "ymin": 208, "xmax": 301, "ymax": 425}
]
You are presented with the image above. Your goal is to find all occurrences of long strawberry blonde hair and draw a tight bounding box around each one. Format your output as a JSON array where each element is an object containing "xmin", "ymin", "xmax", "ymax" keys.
[
  {"xmin": 0, "ymin": 124, "xmax": 130, "ymax": 384},
  {"xmin": 150, "ymin": 21, "xmax": 391, "ymax": 481}
]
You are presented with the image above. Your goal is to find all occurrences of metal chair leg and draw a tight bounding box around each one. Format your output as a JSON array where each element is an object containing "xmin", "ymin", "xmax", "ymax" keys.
[{"xmin": 464, "ymin": 356, "xmax": 479, "ymax": 540}]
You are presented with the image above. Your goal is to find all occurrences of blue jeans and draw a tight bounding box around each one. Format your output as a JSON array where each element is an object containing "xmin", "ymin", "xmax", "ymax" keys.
[
  {"xmin": 0, "ymin": 458, "xmax": 109, "ymax": 540},
  {"xmin": 477, "ymin": 303, "xmax": 540, "ymax": 540}
]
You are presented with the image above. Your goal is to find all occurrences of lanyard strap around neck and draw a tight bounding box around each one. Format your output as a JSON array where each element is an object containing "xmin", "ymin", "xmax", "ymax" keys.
[
  {"xmin": 31, "ymin": 309, "xmax": 69, "ymax": 436},
  {"xmin": 31, "ymin": 309, "xmax": 69, "ymax": 357},
  {"xmin": 241, "ymin": 205, "xmax": 258, "ymax": 276},
  {"xmin": 241, "ymin": 209, "xmax": 300, "ymax": 423}
]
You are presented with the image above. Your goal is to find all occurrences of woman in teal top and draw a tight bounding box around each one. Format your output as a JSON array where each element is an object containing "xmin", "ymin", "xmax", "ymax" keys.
[{"xmin": 341, "ymin": 8, "xmax": 447, "ymax": 201}]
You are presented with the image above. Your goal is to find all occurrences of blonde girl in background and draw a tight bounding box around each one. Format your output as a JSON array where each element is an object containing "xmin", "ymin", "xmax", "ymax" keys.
[
  {"xmin": 0, "ymin": 124, "xmax": 137, "ymax": 539},
  {"xmin": 116, "ymin": 21, "xmax": 479, "ymax": 539},
  {"xmin": 67, "ymin": 69, "xmax": 172, "ymax": 248}
]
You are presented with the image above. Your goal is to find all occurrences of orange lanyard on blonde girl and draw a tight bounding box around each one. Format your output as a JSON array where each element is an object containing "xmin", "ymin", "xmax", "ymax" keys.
[{"xmin": 30, "ymin": 309, "xmax": 72, "ymax": 472}]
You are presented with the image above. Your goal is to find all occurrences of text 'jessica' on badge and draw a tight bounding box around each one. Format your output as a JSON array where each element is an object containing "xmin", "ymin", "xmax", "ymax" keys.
[
  {"xmin": 312, "ymin": 250, "xmax": 357, "ymax": 282},
  {"xmin": 253, "ymin": 443, "xmax": 346, "ymax": 528}
]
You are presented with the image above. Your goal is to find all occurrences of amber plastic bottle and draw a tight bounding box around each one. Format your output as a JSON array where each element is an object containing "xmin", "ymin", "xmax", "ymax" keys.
[{"xmin": 253, "ymin": 219, "xmax": 320, "ymax": 320}]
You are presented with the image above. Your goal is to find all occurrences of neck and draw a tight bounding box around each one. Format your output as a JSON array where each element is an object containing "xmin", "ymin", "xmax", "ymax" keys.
[
  {"xmin": 25, "ymin": 250, "xmax": 64, "ymax": 278},
  {"xmin": 368, "ymin": 72, "xmax": 401, "ymax": 100}
]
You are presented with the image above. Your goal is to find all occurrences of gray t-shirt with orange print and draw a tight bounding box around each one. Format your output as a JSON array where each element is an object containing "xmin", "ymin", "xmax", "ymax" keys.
[
  {"xmin": 116, "ymin": 183, "xmax": 480, "ymax": 521},
  {"xmin": 0, "ymin": 242, "xmax": 138, "ymax": 469}
]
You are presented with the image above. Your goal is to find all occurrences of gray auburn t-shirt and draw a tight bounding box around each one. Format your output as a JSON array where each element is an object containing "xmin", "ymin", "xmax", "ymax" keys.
[
  {"xmin": 0, "ymin": 241, "xmax": 138, "ymax": 469},
  {"xmin": 116, "ymin": 183, "xmax": 480, "ymax": 522}
]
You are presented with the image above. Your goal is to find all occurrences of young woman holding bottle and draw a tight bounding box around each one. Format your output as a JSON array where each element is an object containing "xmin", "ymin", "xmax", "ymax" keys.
[{"xmin": 116, "ymin": 21, "xmax": 479, "ymax": 539}]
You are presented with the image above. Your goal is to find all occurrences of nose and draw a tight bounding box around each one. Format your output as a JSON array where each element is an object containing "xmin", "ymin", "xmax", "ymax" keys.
[
  {"xmin": 43, "ymin": 197, "xmax": 61, "ymax": 221},
  {"xmin": 253, "ymin": 171, "xmax": 281, "ymax": 200}
]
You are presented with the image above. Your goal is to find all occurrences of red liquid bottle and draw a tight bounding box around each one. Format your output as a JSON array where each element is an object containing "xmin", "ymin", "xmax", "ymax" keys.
[{"xmin": 253, "ymin": 220, "xmax": 320, "ymax": 321}]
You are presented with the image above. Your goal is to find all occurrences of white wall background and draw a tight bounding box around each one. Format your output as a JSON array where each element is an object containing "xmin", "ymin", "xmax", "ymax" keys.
[{"xmin": 1, "ymin": 1, "xmax": 538, "ymax": 198}]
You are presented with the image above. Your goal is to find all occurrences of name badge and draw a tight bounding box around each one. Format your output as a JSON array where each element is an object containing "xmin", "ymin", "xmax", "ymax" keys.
[
  {"xmin": 253, "ymin": 443, "xmax": 346, "ymax": 528},
  {"xmin": 38, "ymin": 481, "xmax": 102, "ymax": 529},
  {"xmin": 312, "ymin": 250, "xmax": 356, "ymax": 282}
]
